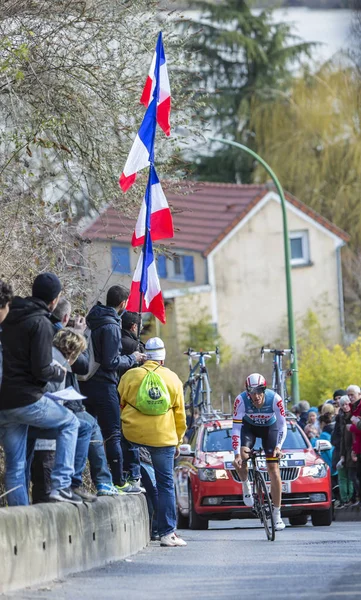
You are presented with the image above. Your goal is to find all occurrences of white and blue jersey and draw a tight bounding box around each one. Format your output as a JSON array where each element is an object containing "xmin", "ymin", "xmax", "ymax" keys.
[{"xmin": 232, "ymin": 389, "xmax": 287, "ymax": 455}]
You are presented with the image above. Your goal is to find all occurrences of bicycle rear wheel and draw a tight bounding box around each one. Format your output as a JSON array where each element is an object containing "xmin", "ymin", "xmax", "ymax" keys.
[
  {"xmin": 254, "ymin": 470, "xmax": 275, "ymax": 541},
  {"xmin": 183, "ymin": 380, "xmax": 197, "ymax": 427}
]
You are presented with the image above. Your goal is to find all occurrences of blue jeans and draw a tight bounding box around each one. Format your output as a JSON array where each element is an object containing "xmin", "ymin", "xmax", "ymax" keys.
[
  {"xmin": 77, "ymin": 411, "xmax": 112, "ymax": 487},
  {"xmin": 132, "ymin": 443, "xmax": 176, "ymax": 537},
  {"xmin": 122, "ymin": 436, "xmax": 141, "ymax": 481},
  {"xmin": 0, "ymin": 397, "xmax": 79, "ymax": 506},
  {"xmin": 81, "ymin": 381, "xmax": 126, "ymax": 486},
  {"xmin": 27, "ymin": 413, "xmax": 92, "ymax": 490},
  {"xmin": 141, "ymin": 462, "xmax": 158, "ymax": 536}
]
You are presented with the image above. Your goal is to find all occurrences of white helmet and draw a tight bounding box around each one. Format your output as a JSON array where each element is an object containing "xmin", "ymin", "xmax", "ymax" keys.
[{"xmin": 245, "ymin": 373, "xmax": 267, "ymax": 394}]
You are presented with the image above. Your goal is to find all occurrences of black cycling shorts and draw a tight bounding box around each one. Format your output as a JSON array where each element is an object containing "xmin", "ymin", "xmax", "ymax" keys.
[{"xmin": 241, "ymin": 420, "xmax": 279, "ymax": 460}]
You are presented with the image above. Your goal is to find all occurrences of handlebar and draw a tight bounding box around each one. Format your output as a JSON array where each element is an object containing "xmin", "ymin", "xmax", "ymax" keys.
[
  {"xmin": 260, "ymin": 346, "xmax": 294, "ymax": 363},
  {"xmin": 184, "ymin": 347, "xmax": 220, "ymax": 365}
]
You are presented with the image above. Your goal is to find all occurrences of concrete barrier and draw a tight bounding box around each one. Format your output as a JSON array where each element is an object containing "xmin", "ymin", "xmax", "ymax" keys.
[{"xmin": 0, "ymin": 495, "xmax": 149, "ymax": 594}]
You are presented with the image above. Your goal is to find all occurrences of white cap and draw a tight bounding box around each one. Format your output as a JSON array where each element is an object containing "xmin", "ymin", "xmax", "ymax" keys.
[{"xmin": 145, "ymin": 337, "xmax": 166, "ymax": 362}]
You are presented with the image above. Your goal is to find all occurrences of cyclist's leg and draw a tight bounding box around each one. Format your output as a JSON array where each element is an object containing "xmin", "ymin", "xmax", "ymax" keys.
[
  {"xmin": 237, "ymin": 423, "xmax": 256, "ymax": 480},
  {"xmin": 237, "ymin": 423, "xmax": 256, "ymax": 507},
  {"xmin": 262, "ymin": 422, "xmax": 281, "ymax": 503},
  {"xmin": 262, "ymin": 423, "xmax": 285, "ymax": 529}
]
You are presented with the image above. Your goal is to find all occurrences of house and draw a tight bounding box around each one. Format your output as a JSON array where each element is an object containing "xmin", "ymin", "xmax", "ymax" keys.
[{"xmin": 82, "ymin": 182, "xmax": 349, "ymax": 357}]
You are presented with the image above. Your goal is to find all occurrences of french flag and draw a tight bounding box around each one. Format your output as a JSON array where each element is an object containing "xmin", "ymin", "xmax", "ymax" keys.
[
  {"xmin": 119, "ymin": 100, "xmax": 157, "ymax": 193},
  {"xmin": 126, "ymin": 232, "xmax": 166, "ymax": 324},
  {"xmin": 140, "ymin": 32, "xmax": 171, "ymax": 137},
  {"xmin": 132, "ymin": 166, "xmax": 173, "ymax": 247}
]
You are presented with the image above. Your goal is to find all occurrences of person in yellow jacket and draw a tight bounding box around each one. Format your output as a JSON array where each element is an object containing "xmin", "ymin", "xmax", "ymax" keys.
[{"xmin": 119, "ymin": 337, "xmax": 187, "ymax": 547}]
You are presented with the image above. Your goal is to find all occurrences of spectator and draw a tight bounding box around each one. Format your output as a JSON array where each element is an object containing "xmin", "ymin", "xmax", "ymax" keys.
[
  {"xmin": 332, "ymin": 389, "xmax": 346, "ymax": 416},
  {"xmin": 297, "ymin": 400, "xmax": 310, "ymax": 430},
  {"xmin": 79, "ymin": 285, "xmax": 145, "ymax": 493},
  {"xmin": 0, "ymin": 280, "xmax": 13, "ymax": 389},
  {"xmin": 347, "ymin": 385, "xmax": 361, "ymax": 504},
  {"xmin": 119, "ymin": 337, "xmax": 187, "ymax": 547},
  {"xmin": 0, "ymin": 272, "xmax": 82, "ymax": 505},
  {"xmin": 121, "ymin": 311, "xmax": 145, "ymax": 354},
  {"xmin": 27, "ymin": 329, "xmax": 94, "ymax": 502},
  {"xmin": 319, "ymin": 414, "xmax": 336, "ymax": 481},
  {"xmin": 48, "ymin": 298, "xmax": 119, "ymax": 497},
  {"xmin": 307, "ymin": 408, "xmax": 320, "ymax": 433},
  {"xmin": 321, "ymin": 403, "xmax": 336, "ymax": 423},
  {"xmin": 337, "ymin": 395, "xmax": 356, "ymax": 507},
  {"xmin": 304, "ymin": 423, "xmax": 319, "ymax": 446}
]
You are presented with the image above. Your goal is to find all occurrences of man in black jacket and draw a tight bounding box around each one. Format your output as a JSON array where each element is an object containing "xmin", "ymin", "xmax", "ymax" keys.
[
  {"xmin": 0, "ymin": 273, "xmax": 82, "ymax": 506},
  {"xmin": 79, "ymin": 285, "xmax": 145, "ymax": 493},
  {"xmin": 121, "ymin": 311, "xmax": 145, "ymax": 355}
]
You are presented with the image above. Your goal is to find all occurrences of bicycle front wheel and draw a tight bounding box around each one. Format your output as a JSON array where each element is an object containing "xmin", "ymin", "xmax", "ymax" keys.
[{"xmin": 254, "ymin": 470, "xmax": 275, "ymax": 541}]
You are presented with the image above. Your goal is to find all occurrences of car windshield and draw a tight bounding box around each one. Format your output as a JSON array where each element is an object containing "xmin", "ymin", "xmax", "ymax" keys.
[{"xmin": 202, "ymin": 423, "xmax": 308, "ymax": 452}]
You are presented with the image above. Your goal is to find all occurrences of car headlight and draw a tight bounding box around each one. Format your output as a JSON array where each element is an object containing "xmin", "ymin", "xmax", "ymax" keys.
[
  {"xmin": 303, "ymin": 464, "xmax": 328, "ymax": 478},
  {"xmin": 198, "ymin": 469, "xmax": 229, "ymax": 481}
]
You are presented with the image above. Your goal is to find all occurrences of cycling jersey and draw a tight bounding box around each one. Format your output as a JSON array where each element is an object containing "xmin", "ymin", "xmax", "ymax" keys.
[{"xmin": 231, "ymin": 389, "xmax": 287, "ymax": 455}]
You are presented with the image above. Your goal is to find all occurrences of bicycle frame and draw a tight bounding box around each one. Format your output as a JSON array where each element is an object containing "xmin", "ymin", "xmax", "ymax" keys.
[
  {"xmin": 248, "ymin": 449, "xmax": 275, "ymax": 541},
  {"xmin": 184, "ymin": 348, "xmax": 220, "ymax": 415},
  {"xmin": 261, "ymin": 347, "xmax": 294, "ymax": 407}
]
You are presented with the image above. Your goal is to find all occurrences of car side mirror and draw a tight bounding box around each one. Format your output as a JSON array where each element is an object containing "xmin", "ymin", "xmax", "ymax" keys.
[
  {"xmin": 314, "ymin": 439, "xmax": 332, "ymax": 453},
  {"xmin": 179, "ymin": 443, "xmax": 194, "ymax": 456}
]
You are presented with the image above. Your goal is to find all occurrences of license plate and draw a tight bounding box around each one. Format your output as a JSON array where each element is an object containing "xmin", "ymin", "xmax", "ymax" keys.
[{"xmin": 266, "ymin": 481, "xmax": 290, "ymax": 494}]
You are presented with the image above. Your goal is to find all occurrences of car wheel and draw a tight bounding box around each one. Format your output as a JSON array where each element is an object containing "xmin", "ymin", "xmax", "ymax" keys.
[
  {"xmin": 188, "ymin": 486, "xmax": 208, "ymax": 530},
  {"xmin": 289, "ymin": 515, "xmax": 308, "ymax": 526},
  {"xmin": 311, "ymin": 506, "xmax": 333, "ymax": 527}
]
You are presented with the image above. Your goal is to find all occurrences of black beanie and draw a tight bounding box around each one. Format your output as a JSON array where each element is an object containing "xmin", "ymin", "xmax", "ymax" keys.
[
  {"xmin": 32, "ymin": 272, "xmax": 62, "ymax": 304},
  {"xmin": 333, "ymin": 389, "xmax": 346, "ymax": 400}
]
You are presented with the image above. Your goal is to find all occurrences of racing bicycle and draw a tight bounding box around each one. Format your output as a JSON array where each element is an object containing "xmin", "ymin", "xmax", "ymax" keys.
[
  {"xmin": 245, "ymin": 448, "xmax": 276, "ymax": 541},
  {"xmin": 261, "ymin": 346, "xmax": 294, "ymax": 407},
  {"xmin": 183, "ymin": 347, "xmax": 220, "ymax": 424}
]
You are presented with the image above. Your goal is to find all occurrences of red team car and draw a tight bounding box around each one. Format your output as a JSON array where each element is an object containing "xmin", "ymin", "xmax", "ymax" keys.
[{"xmin": 174, "ymin": 415, "xmax": 332, "ymax": 530}]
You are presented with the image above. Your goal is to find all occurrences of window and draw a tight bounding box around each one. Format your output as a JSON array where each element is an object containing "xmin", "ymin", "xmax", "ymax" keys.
[
  {"xmin": 157, "ymin": 254, "xmax": 195, "ymax": 282},
  {"xmin": 111, "ymin": 246, "xmax": 130, "ymax": 274},
  {"xmin": 289, "ymin": 231, "xmax": 310, "ymax": 266}
]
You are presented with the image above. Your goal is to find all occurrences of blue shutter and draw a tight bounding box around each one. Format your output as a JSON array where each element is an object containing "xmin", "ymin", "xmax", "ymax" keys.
[
  {"xmin": 157, "ymin": 255, "xmax": 167, "ymax": 278},
  {"xmin": 111, "ymin": 246, "xmax": 130, "ymax": 274},
  {"xmin": 183, "ymin": 255, "xmax": 195, "ymax": 282}
]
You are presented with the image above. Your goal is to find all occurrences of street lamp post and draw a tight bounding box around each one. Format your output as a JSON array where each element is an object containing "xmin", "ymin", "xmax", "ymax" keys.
[{"xmin": 209, "ymin": 136, "xmax": 300, "ymax": 404}]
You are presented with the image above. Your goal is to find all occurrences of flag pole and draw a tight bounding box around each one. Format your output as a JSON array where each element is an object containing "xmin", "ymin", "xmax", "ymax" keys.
[{"xmin": 135, "ymin": 35, "xmax": 162, "ymax": 344}]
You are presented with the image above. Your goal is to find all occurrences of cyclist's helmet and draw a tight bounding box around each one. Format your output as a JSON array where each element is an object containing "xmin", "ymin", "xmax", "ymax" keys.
[{"xmin": 245, "ymin": 373, "xmax": 267, "ymax": 394}]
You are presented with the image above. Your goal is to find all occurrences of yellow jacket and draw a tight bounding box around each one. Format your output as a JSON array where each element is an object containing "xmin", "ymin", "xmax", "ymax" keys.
[{"xmin": 118, "ymin": 360, "xmax": 187, "ymax": 447}]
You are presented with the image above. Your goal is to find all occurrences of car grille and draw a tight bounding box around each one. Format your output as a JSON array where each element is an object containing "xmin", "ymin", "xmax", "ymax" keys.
[
  {"xmin": 201, "ymin": 493, "xmax": 318, "ymax": 507},
  {"xmin": 231, "ymin": 467, "xmax": 300, "ymax": 483}
]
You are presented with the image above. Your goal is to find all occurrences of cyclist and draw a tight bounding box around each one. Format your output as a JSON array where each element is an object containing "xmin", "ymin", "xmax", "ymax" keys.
[{"xmin": 232, "ymin": 373, "xmax": 287, "ymax": 531}]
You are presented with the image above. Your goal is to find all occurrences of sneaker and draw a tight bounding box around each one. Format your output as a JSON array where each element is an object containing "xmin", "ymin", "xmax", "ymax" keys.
[
  {"xmin": 115, "ymin": 482, "xmax": 142, "ymax": 495},
  {"xmin": 71, "ymin": 486, "xmax": 97, "ymax": 503},
  {"xmin": 49, "ymin": 487, "xmax": 83, "ymax": 505},
  {"xmin": 160, "ymin": 532, "xmax": 187, "ymax": 547},
  {"xmin": 128, "ymin": 479, "xmax": 146, "ymax": 493},
  {"xmin": 273, "ymin": 510, "xmax": 286, "ymax": 531},
  {"xmin": 151, "ymin": 533, "xmax": 160, "ymax": 541},
  {"xmin": 241, "ymin": 479, "xmax": 254, "ymax": 507},
  {"xmin": 96, "ymin": 483, "xmax": 119, "ymax": 497}
]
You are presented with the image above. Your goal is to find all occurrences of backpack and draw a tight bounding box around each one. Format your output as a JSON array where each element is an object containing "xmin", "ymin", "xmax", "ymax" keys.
[
  {"xmin": 76, "ymin": 327, "xmax": 100, "ymax": 382},
  {"xmin": 135, "ymin": 366, "xmax": 171, "ymax": 416}
]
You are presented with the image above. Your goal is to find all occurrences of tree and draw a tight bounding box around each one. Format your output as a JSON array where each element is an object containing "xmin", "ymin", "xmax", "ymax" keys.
[
  {"xmin": 297, "ymin": 311, "xmax": 361, "ymax": 404},
  {"xmin": 0, "ymin": 1, "xmax": 196, "ymax": 298},
  {"xmin": 183, "ymin": 0, "xmax": 313, "ymax": 182},
  {"xmin": 250, "ymin": 64, "xmax": 361, "ymax": 333}
]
